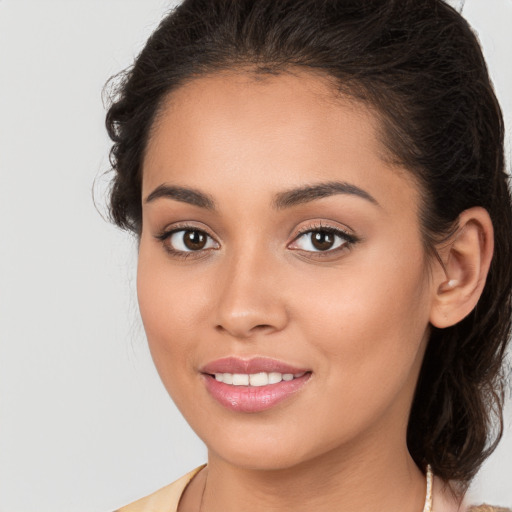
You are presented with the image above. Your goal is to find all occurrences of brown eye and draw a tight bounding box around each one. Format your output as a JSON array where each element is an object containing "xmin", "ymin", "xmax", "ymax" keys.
[
  {"xmin": 183, "ymin": 230, "xmax": 207, "ymax": 250},
  {"xmin": 311, "ymin": 231, "xmax": 335, "ymax": 251},
  {"xmin": 167, "ymin": 229, "xmax": 218, "ymax": 253},
  {"xmin": 289, "ymin": 227, "xmax": 354, "ymax": 253}
]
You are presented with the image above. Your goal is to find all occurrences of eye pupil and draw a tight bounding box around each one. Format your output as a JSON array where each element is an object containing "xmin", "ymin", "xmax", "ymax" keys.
[
  {"xmin": 312, "ymin": 231, "xmax": 334, "ymax": 251},
  {"xmin": 184, "ymin": 230, "xmax": 206, "ymax": 250}
]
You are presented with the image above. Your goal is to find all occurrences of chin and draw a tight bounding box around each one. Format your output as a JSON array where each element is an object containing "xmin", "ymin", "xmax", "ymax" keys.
[
  {"xmin": 201, "ymin": 421, "xmax": 343, "ymax": 472},
  {"xmin": 211, "ymin": 442, "xmax": 312, "ymax": 472}
]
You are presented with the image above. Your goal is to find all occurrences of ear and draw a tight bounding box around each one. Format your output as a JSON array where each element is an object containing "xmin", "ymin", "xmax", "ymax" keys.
[{"xmin": 429, "ymin": 207, "xmax": 494, "ymax": 329}]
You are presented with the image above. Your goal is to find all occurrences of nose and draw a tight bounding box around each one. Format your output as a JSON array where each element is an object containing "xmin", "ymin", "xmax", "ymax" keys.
[{"xmin": 213, "ymin": 251, "xmax": 289, "ymax": 339}]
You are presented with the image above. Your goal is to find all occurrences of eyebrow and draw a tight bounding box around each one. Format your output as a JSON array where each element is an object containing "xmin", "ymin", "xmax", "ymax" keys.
[
  {"xmin": 273, "ymin": 181, "xmax": 379, "ymax": 209},
  {"xmin": 144, "ymin": 180, "xmax": 379, "ymax": 210},
  {"xmin": 145, "ymin": 184, "xmax": 216, "ymax": 210}
]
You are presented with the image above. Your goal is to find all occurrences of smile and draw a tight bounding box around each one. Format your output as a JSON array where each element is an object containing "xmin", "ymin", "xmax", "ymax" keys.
[
  {"xmin": 200, "ymin": 357, "xmax": 312, "ymax": 413},
  {"xmin": 213, "ymin": 371, "xmax": 307, "ymax": 386}
]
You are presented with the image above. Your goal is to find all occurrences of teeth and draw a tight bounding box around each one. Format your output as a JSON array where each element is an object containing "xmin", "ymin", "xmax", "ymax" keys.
[
  {"xmin": 213, "ymin": 372, "xmax": 306, "ymax": 386},
  {"xmin": 232, "ymin": 373, "xmax": 249, "ymax": 386},
  {"xmin": 249, "ymin": 372, "xmax": 269, "ymax": 387},
  {"xmin": 268, "ymin": 372, "xmax": 282, "ymax": 384}
]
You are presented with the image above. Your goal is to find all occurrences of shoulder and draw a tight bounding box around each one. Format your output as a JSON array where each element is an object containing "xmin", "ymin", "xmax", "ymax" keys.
[{"xmin": 114, "ymin": 465, "xmax": 206, "ymax": 512}]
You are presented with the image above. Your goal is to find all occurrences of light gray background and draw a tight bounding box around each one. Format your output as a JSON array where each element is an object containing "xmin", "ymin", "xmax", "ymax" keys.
[{"xmin": 0, "ymin": 1, "xmax": 510, "ymax": 511}]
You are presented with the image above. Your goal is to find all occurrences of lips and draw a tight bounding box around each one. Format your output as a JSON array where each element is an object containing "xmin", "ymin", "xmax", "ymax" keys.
[
  {"xmin": 201, "ymin": 356, "xmax": 309, "ymax": 375},
  {"xmin": 200, "ymin": 357, "xmax": 312, "ymax": 413}
]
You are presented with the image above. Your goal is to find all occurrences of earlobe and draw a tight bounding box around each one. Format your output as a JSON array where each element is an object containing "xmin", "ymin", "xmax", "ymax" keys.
[{"xmin": 429, "ymin": 207, "xmax": 494, "ymax": 329}]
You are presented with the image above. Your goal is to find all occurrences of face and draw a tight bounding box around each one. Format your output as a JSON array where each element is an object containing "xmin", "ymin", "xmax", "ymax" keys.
[{"xmin": 138, "ymin": 70, "xmax": 435, "ymax": 471}]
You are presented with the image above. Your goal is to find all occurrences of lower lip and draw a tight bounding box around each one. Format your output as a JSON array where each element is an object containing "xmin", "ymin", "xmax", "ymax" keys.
[{"xmin": 203, "ymin": 373, "xmax": 312, "ymax": 413}]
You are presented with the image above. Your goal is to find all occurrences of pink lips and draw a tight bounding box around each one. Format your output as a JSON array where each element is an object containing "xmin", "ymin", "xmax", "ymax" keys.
[
  {"xmin": 201, "ymin": 357, "xmax": 312, "ymax": 413},
  {"xmin": 201, "ymin": 356, "xmax": 309, "ymax": 375}
]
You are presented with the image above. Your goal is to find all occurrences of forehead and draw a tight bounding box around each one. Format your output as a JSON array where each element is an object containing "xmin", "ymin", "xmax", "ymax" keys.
[
  {"xmin": 146, "ymin": 69, "xmax": 383, "ymax": 164},
  {"xmin": 142, "ymin": 69, "xmax": 419, "ymax": 214}
]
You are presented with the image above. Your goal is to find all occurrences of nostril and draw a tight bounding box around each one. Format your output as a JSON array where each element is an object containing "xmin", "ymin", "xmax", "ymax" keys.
[{"xmin": 214, "ymin": 322, "xmax": 276, "ymax": 338}]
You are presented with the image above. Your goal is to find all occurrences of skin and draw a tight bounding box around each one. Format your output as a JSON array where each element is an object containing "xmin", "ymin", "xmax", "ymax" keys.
[{"xmin": 137, "ymin": 70, "xmax": 492, "ymax": 512}]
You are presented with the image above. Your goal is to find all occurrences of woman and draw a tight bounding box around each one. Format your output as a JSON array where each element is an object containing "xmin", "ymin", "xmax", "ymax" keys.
[{"xmin": 106, "ymin": 0, "xmax": 512, "ymax": 510}]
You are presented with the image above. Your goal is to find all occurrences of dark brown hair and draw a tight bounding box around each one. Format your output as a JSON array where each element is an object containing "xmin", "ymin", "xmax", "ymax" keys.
[{"xmin": 105, "ymin": 0, "xmax": 512, "ymax": 489}]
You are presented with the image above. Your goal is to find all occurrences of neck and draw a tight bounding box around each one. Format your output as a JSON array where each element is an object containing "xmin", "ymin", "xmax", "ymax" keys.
[{"xmin": 199, "ymin": 435, "xmax": 426, "ymax": 512}]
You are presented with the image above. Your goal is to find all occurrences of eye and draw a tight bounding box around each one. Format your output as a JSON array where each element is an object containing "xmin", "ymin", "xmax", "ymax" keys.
[
  {"xmin": 289, "ymin": 226, "xmax": 356, "ymax": 253},
  {"xmin": 159, "ymin": 228, "xmax": 219, "ymax": 255}
]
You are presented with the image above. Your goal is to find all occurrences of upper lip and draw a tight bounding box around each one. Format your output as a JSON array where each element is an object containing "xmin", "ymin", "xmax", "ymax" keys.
[{"xmin": 201, "ymin": 357, "xmax": 310, "ymax": 375}]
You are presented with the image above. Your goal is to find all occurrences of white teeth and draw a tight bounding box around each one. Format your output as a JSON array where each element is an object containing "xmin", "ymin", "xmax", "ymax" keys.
[
  {"xmin": 213, "ymin": 372, "xmax": 306, "ymax": 386},
  {"xmin": 232, "ymin": 373, "xmax": 249, "ymax": 386},
  {"xmin": 268, "ymin": 372, "xmax": 282, "ymax": 384},
  {"xmin": 249, "ymin": 372, "xmax": 269, "ymax": 387}
]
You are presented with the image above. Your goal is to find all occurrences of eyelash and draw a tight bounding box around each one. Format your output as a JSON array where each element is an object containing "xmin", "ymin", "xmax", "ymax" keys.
[
  {"xmin": 155, "ymin": 224, "xmax": 218, "ymax": 260},
  {"xmin": 290, "ymin": 222, "xmax": 358, "ymax": 257},
  {"xmin": 155, "ymin": 222, "xmax": 359, "ymax": 260}
]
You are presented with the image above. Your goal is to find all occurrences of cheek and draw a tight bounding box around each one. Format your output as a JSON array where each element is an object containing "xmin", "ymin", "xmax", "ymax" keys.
[
  {"xmin": 136, "ymin": 241, "xmax": 210, "ymax": 376},
  {"xmin": 292, "ymin": 239, "xmax": 431, "ymax": 395}
]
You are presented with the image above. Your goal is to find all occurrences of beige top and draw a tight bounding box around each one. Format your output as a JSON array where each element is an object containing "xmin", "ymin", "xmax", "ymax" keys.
[
  {"xmin": 115, "ymin": 465, "xmax": 206, "ymax": 512},
  {"xmin": 114, "ymin": 466, "xmax": 510, "ymax": 512}
]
